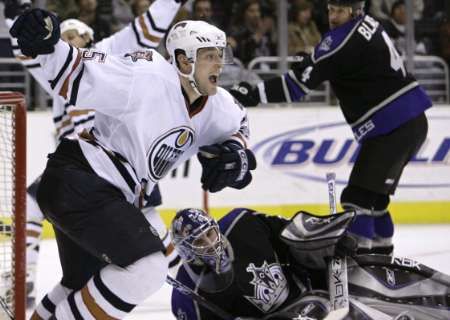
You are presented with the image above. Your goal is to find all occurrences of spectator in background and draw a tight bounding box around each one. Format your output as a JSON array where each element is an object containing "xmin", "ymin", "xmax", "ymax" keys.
[
  {"xmin": 305, "ymin": 0, "xmax": 329, "ymax": 34},
  {"xmin": 422, "ymin": 0, "xmax": 447, "ymax": 21},
  {"xmin": 112, "ymin": 0, "xmax": 134, "ymax": 30},
  {"xmin": 381, "ymin": 0, "xmax": 427, "ymax": 55},
  {"xmin": 370, "ymin": 0, "xmax": 424, "ymax": 21},
  {"xmin": 228, "ymin": 0, "xmax": 275, "ymax": 66},
  {"xmin": 131, "ymin": 0, "xmax": 152, "ymax": 16},
  {"xmin": 440, "ymin": 20, "xmax": 450, "ymax": 67},
  {"xmin": 76, "ymin": 0, "xmax": 112, "ymax": 41},
  {"xmin": 288, "ymin": 0, "xmax": 321, "ymax": 55},
  {"xmin": 191, "ymin": 0, "xmax": 215, "ymax": 24},
  {"xmin": 47, "ymin": 0, "xmax": 79, "ymax": 20}
]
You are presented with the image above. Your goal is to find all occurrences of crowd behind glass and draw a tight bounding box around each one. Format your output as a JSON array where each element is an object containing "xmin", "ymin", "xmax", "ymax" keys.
[{"xmin": 0, "ymin": 0, "xmax": 449, "ymax": 106}]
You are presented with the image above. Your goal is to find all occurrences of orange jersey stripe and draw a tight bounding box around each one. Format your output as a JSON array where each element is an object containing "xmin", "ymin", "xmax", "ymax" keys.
[
  {"xmin": 59, "ymin": 50, "xmax": 82, "ymax": 99},
  {"xmin": 138, "ymin": 16, "xmax": 161, "ymax": 43},
  {"xmin": 81, "ymin": 286, "xmax": 118, "ymax": 320}
]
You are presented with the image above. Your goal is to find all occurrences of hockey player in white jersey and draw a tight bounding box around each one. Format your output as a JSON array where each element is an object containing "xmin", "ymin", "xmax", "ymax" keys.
[
  {"xmin": 4, "ymin": 0, "xmax": 184, "ymax": 309},
  {"xmin": 10, "ymin": 6, "xmax": 256, "ymax": 319}
]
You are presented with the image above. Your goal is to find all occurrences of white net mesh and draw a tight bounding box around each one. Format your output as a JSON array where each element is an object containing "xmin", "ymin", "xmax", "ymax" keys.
[
  {"xmin": 0, "ymin": 104, "xmax": 16, "ymax": 316},
  {"xmin": 0, "ymin": 93, "xmax": 26, "ymax": 320}
]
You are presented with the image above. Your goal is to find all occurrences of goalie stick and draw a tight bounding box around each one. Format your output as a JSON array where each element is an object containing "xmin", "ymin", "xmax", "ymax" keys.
[
  {"xmin": 323, "ymin": 172, "xmax": 350, "ymax": 320},
  {"xmin": 166, "ymin": 275, "xmax": 242, "ymax": 320}
]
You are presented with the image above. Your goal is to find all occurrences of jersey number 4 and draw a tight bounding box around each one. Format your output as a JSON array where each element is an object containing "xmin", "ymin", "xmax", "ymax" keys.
[{"xmin": 382, "ymin": 31, "xmax": 406, "ymax": 77}]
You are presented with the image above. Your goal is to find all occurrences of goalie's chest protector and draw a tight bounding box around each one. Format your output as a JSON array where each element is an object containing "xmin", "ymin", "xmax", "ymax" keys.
[{"xmin": 204, "ymin": 210, "xmax": 294, "ymax": 317}]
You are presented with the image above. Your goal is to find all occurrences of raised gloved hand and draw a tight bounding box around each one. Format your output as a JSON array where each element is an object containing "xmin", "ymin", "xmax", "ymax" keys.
[
  {"xmin": 198, "ymin": 140, "xmax": 257, "ymax": 193},
  {"xmin": 291, "ymin": 51, "xmax": 312, "ymax": 70},
  {"xmin": 229, "ymin": 82, "xmax": 260, "ymax": 107},
  {"xmin": 3, "ymin": 0, "xmax": 31, "ymax": 20},
  {"xmin": 9, "ymin": 8, "xmax": 60, "ymax": 58}
]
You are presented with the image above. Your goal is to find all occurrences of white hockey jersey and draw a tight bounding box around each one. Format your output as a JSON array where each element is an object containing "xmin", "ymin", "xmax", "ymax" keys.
[
  {"xmin": 6, "ymin": 0, "xmax": 181, "ymax": 141},
  {"xmin": 37, "ymin": 40, "xmax": 249, "ymax": 205}
]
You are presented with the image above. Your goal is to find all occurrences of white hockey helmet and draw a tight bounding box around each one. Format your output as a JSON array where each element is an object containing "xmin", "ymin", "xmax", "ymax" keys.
[
  {"xmin": 166, "ymin": 20, "xmax": 233, "ymax": 94},
  {"xmin": 60, "ymin": 19, "xmax": 94, "ymax": 42}
]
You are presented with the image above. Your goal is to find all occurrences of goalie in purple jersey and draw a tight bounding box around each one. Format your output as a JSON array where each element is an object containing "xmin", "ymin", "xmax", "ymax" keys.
[
  {"xmin": 230, "ymin": 0, "xmax": 432, "ymax": 257},
  {"xmin": 170, "ymin": 207, "xmax": 450, "ymax": 320}
]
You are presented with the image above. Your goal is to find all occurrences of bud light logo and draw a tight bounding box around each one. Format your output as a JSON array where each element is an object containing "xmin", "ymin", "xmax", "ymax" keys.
[{"xmin": 252, "ymin": 117, "xmax": 450, "ymax": 188}]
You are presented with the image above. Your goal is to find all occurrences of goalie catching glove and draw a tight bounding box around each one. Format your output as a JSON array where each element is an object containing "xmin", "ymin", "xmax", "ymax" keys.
[
  {"xmin": 280, "ymin": 210, "xmax": 358, "ymax": 269},
  {"xmin": 9, "ymin": 8, "xmax": 60, "ymax": 58},
  {"xmin": 197, "ymin": 140, "xmax": 257, "ymax": 193}
]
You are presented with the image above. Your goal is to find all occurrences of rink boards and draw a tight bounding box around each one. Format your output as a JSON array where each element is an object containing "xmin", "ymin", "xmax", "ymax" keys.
[{"xmin": 24, "ymin": 106, "xmax": 450, "ymax": 238}]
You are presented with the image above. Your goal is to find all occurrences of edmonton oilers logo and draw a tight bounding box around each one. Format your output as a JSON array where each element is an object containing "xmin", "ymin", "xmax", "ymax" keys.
[{"xmin": 148, "ymin": 126, "xmax": 195, "ymax": 181}]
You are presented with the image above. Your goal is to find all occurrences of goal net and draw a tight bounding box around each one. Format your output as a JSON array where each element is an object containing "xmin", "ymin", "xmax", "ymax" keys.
[{"xmin": 0, "ymin": 92, "xmax": 26, "ymax": 320}]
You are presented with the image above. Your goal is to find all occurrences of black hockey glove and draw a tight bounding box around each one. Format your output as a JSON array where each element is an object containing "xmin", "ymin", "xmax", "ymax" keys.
[
  {"xmin": 198, "ymin": 140, "xmax": 257, "ymax": 193},
  {"xmin": 291, "ymin": 51, "xmax": 312, "ymax": 70},
  {"xmin": 9, "ymin": 8, "xmax": 60, "ymax": 58},
  {"xmin": 229, "ymin": 82, "xmax": 261, "ymax": 107},
  {"xmin": 3, "ymin": 0, "xmax": 31, "ymax": 20}
]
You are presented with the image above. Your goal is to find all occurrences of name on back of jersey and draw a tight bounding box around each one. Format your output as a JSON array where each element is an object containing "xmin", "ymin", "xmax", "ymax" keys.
[{"xmin": 358, "ymin": 15, "xmax": 380, "ymax": 41}]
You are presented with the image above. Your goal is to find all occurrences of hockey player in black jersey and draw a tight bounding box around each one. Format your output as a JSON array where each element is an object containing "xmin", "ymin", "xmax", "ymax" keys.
[
  {"xmin": 230, "ymin": 0, "xmax": 432, "ymax": 256},
  {"xmin": 170, "ymin": 208, "xmax": 450, "ymax": 320}
]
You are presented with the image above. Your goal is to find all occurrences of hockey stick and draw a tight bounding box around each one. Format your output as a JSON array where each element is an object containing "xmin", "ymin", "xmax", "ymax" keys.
[
  {"xmin": 323, "ymin": 172, "xmax": 350, "ymax": 320},
  {"xmin": 0, "ymin": 296, "xmax": 14, "ymax": 320},
  {"xmin": 166, "ymin": 275, "xmax": 240, "ymax": 320}
]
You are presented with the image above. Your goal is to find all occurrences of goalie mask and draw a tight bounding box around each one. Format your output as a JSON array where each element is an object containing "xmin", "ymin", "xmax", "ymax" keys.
[
  {"xmin": 170, "ymin": 208, "xmax": 233, "ymax": 275},
  {"xmin": 166, "ymin": 20, "xmax": 234, "ymax": 95}
]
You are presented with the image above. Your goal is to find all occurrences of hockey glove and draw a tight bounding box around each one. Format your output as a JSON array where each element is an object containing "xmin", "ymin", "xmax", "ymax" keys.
[
  {"xmin": 9, "ymin": 8, "xmax": 60, "ymax": 58},
  {"xmin": 198, "ymin": 140, "xmax": 257, "ymax": 193},
  {"xmin": 291, "ymin": 51, "xmax": 312, "ymax": 70},
  {"xmin": 229, "ymin": 82, "xmax": 261, "ymax": 107},
  {"xmin": 3, "ymin": 0, "xmax": 31, "ymax": 20},
  {"xmin": 280, "ymin": 210, "xmax": 358, "ymax": 269}
]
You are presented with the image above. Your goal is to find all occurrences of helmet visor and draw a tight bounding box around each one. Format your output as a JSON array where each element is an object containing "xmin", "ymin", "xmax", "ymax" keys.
[{"xmin": 196, "ymin": 45, "xmax": 234, "ymax": 66}]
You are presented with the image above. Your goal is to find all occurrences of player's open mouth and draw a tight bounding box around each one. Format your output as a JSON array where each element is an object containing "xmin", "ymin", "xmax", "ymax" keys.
[{"xmin": 209, "ymin": 75, "xmax": 218, "ymax": 84}]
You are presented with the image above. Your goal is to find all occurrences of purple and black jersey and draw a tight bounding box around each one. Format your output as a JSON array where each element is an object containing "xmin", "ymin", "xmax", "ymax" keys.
[
  {"xmin": 261, "ymin": 14, "xmax": 432, "ymax": 142},
  {"xmin": 171, "ymin": 209, "xmax": 303, "ymax": 320}
]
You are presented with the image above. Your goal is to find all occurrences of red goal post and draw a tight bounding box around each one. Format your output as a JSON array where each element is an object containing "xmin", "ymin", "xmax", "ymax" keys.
[{"xmin": 0, "ymin": 92, "xmax": 26, "ymax": 320}]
